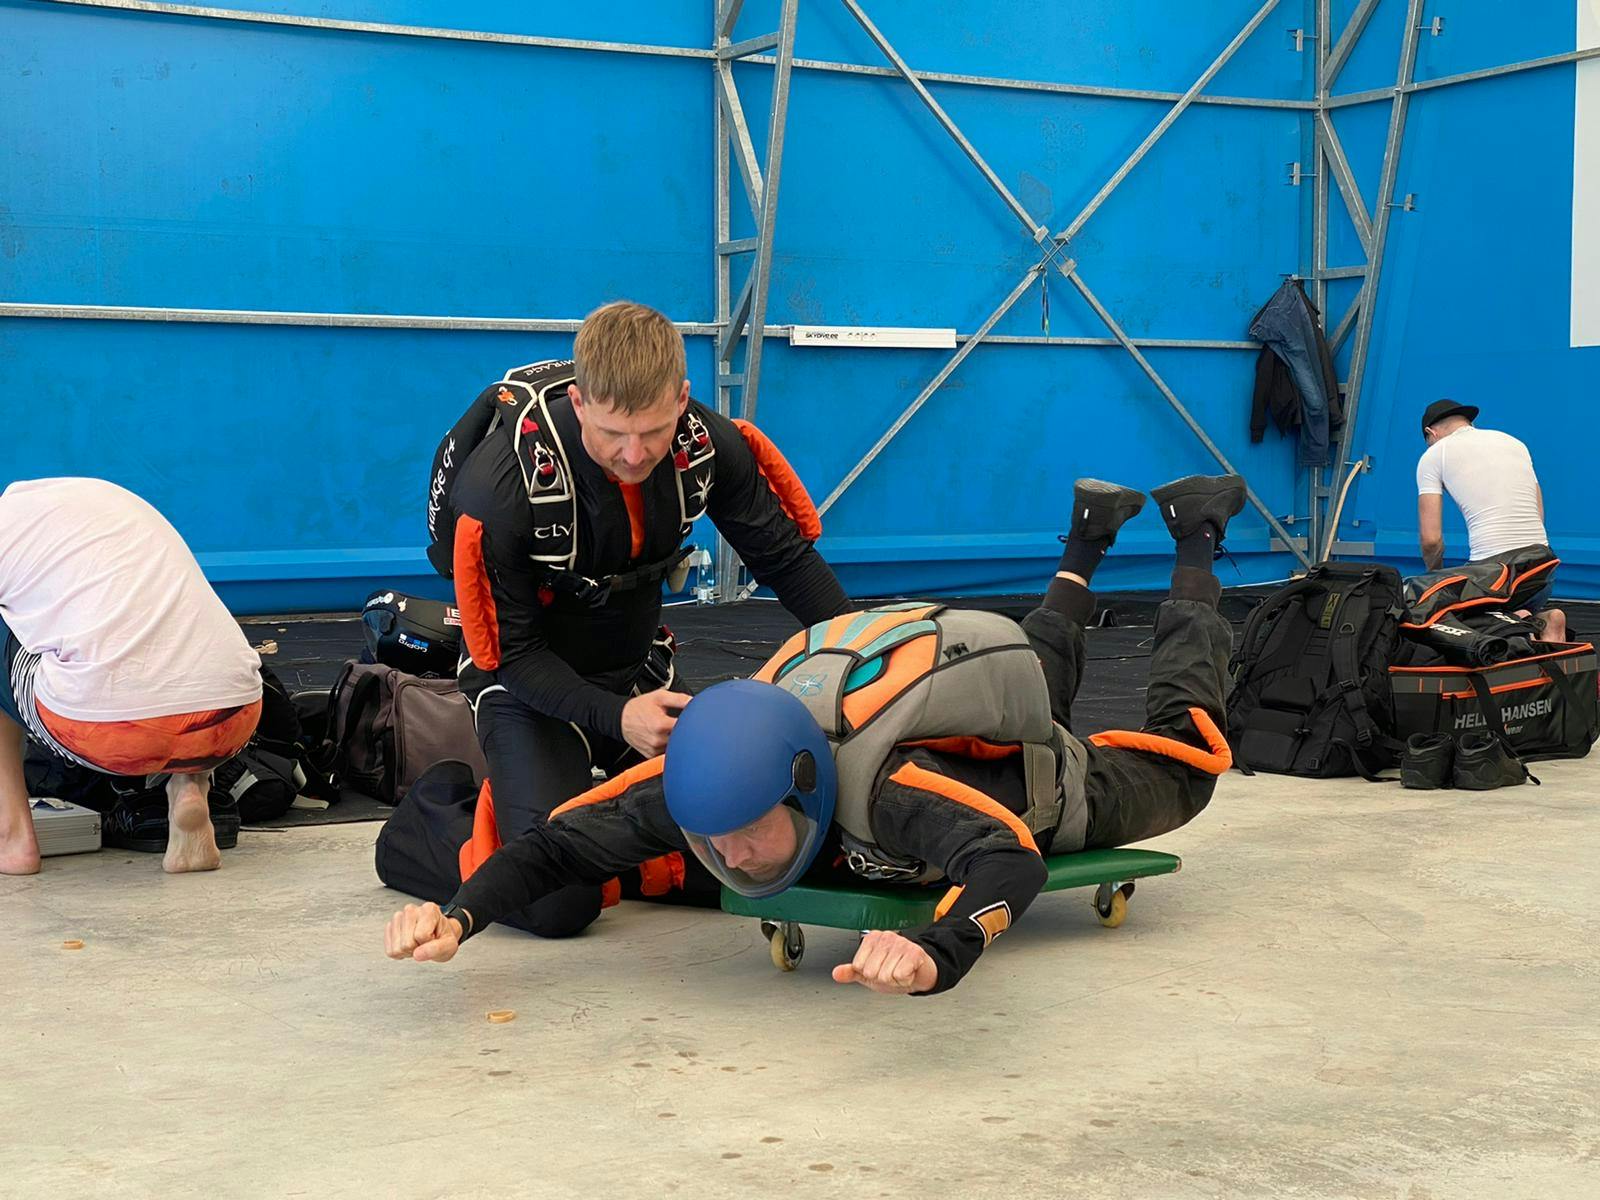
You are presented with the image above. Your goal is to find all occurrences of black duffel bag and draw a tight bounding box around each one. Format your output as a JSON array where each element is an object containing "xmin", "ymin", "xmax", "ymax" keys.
[{"xmin": 1389, "ymin": 642, "xmax": 1599, "ymax": 762}]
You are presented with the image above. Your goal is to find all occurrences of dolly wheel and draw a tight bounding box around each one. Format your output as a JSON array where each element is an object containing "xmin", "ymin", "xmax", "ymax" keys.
[
  {"xmin": 769, "ymin": 921, "xmax": 805, "ymax": 970},
  {"xmin": 1094, "ymin": 881, "xmax": 1136, "ymax": 929}
]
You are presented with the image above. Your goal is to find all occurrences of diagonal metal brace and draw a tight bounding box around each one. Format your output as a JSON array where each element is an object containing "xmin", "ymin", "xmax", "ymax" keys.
[
  {"xmin": 1066, "ymin": 270, "xmax": 1314, "ymax": 570},
  {"xmin": 817, "ymin": 265, "xmax": 1044, "ymax": 516},
  {"xmin": 1057, "ymin": 0, "xmax": 1281, "ymax": 245},
  {"xmin": 840, "ymin": 0, "xmax": 1049, "ymax": 242}
]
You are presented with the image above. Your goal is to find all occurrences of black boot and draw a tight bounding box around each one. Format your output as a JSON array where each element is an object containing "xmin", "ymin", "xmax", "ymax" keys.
[
  {"xmin": 1400, "ymin": 733, "xmax": 1454, "ymax": 789},
  {"xmin": 1050, "ymin": 480, "xmax": 1147, "ymax": 599},
  {"xmin": 1151, "ymin": 474, "xmax": 1247, "ymax": 541},
  {"xmin": 1452, "ymin": 733, "xmax": 1538, "ymax": 790},
  {"xmin": 1069, "ymin": 479, "xmax": 1146, "ymax": 543}
]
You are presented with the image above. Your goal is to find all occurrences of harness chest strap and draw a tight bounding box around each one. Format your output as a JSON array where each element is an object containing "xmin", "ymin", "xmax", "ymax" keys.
[{"xmin": 496, "ymin": 365, "xmax": 716, "ymax": 602}]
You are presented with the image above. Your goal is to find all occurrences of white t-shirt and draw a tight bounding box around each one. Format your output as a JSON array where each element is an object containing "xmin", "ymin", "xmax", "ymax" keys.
[
  {"xmin": 0, "ymin": 478, "xmax": 261, "ymax": 721},
  {"xmin": 1415, "ymin": 427, "xmax": 1548, "ymax": 562}
]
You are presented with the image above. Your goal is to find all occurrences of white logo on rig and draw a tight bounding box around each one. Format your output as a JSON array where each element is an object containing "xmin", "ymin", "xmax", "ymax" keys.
[{"xmin": 427, "ymin": 437, "xmax": 456, "ymax": 534}]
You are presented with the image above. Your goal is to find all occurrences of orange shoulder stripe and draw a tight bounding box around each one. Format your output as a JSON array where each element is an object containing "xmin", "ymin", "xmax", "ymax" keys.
[
  {"xmin": 1512, "ymin": 556, "xmax": 1558, "ymax": 590},
  {"xmin": 549, "ymin": 757, "xmax": 666, "ymax": 820},
  {"xmin": 453, "ymin": 514, "xmax": 501, "ymax": 670},
  {"xmin": 731, "ymin": 418, "xmax": 822, "ymax": 541},
  {"xmin": 888, "ymin": 762, "xmax": 1039, "ymax": 855},
  {"xmin": 1088, "ymin": 706, "xmax": 1233, "ymax": 776},
  {"xmin": 1405, "ymin": 558, "xmax": 1560, "ymax": 630}
]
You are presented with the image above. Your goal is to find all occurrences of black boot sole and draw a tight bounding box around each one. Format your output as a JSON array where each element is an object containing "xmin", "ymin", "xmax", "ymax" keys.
[
  {"xmin": 1452, "ymin": 734, "xmax": 1530, "ymax": 790},
  {"xmin": 1452, "ymin": 766, "xmax": 1527, "ymax": 791},
  {"xmin": 1071, "ymin": 479, "xmax": 1146, "ymax": 543},
  {"xmin": 1400, "ymin": 767, "xmax": 1452, "ymax": 790},
  {"xmin": 1151, "ymin": 474, "xmax": 1247, "ymax": 541}
]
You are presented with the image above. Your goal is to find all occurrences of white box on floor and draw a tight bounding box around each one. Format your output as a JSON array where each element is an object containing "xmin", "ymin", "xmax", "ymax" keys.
[{"xmin": 29, "ymin": 797, "xmax": 102, "ymax": 857}]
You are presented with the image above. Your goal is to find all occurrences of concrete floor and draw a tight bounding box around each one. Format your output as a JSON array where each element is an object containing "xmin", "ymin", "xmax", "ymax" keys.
[{"xmin": 3, "ymin": 759, "xmax": 1596, "ymax": 1200}]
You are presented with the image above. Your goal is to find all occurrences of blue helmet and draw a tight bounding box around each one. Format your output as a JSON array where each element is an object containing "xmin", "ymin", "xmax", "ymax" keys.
[{"xmin": 663, "ymin": 679, "xmax": 837, "ymax": 899}]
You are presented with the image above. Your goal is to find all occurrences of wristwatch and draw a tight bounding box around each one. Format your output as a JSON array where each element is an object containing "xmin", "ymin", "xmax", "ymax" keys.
[{"xmin": 440, "ymin": 902, "xmax": 474, "ymax": 940}]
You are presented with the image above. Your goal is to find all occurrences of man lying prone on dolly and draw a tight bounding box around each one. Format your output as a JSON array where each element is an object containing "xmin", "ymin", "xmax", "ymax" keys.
[{"xmin": 385, "ymin": 475, "xmax": 1245, "ymax": 995}]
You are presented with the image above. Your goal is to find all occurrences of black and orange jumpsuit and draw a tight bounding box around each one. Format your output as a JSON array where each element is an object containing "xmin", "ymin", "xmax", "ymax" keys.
[
  {"xmin": 376, "ymin": 393, "xmax": 850, "ymax": 938},
  {"xmin": 437, "ymin": 586, "xmax": 1234, "ymax": 993}
]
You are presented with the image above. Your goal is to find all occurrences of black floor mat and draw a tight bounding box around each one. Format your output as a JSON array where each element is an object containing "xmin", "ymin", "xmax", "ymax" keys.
[
  {"xmin": 242, "ymin": 789, "xmax": 394, "ymax": 831},
  {"xmin": 239, "ymin": 590, "xmax": 1600, "ymax": 827}
]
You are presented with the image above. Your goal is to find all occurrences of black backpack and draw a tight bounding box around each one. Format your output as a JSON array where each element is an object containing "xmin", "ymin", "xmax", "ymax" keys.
[
  {"xmin": 1226, "ymin": 563, "xmax": 1406, "ymax": 778},
  {"xmin": 210, "ymin": 665, "xmax": 336, "ymax": 822}
]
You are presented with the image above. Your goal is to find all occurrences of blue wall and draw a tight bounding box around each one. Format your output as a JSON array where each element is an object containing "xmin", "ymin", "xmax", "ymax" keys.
[
  {"xmin": 1323, "ymin": 0, "xmax": 1599, "ymax": 597},
  {"xmin": 2, "ymin": 0, "xmax": 1590, "ymax": 611}
]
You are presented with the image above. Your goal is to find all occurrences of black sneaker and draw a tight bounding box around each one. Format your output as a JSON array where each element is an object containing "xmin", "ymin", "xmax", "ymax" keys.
[
  {"xmin": 1400, "ymin": 732, "xmax": 1454, "ymax": 789},
  {"xmin": 102, "ymin": 795, "xmax": 241, "ymax": 853},
  {"xmin": 1151, "ymin": 474, "xmax": 1247, "ymax": 542},
  {"xmin": 1069, "ymin": 479, "xmax": 1146, "ymax": 543},
  {"xmin": 1452, "ymin": 732, "xmax": 1538, "ymax": 790}
]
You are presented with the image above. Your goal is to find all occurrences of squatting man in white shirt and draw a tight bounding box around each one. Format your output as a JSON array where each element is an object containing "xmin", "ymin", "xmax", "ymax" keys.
[{"xmin": 1416, "ymin": 399, "xmax": 1565, "ymax": 642}]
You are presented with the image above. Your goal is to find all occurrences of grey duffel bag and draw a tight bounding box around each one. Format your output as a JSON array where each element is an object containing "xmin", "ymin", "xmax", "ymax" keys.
[{"xmin": 326, "ymin": 662, "xmax": 486, "ymax": 804}]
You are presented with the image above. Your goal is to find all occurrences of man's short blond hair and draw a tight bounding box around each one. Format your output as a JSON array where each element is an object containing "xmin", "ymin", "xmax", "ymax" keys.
[{"xmin": 573, "ymin": 301, "xmax": 686, "ymax": 414}]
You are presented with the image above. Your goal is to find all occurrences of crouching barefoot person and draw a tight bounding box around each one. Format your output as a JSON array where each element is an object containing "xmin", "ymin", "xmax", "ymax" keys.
[
  {"xmin": 0, "ymin": 479, "xmax": 263, "ymax": 875},
  {"xmin": 385, "ymin": 475, "xmax": 1242, "ymax": 994}
]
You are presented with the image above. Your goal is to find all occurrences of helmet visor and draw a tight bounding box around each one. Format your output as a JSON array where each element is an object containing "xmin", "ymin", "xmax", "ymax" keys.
[{"xmin": 681, "ymin": 800, "xmax": 826, "ymax": 900}]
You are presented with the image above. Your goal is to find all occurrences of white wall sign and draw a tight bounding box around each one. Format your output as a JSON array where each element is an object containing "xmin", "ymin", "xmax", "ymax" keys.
[
  {"xmin": 789, "ymin": 325, "xmax": 958, "ymax": 349},
  {"xmin": 1575, "ymin": 0, "xmax": 1600, "ymax": 346}
]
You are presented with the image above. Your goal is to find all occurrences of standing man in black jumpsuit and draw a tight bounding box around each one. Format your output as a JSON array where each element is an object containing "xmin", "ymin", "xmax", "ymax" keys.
[{"xmin": 377, "ymin": 302, "xmax": 850, "ymax": 937}]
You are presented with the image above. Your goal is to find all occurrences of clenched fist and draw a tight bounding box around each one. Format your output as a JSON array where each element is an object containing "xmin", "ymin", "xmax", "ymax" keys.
[
  {"xmin": 832, "ymin": 930, "xmax": 938, "ymax": 995},
  {"xmin": 384, "ymin": 902, "xmax": 464, "ymax": 964}
]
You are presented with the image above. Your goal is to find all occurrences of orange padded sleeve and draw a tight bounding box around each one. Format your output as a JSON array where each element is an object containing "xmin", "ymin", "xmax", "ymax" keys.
[{"xmin": 732, "ymin": 418, "xmax": 822, "ymax": 541}]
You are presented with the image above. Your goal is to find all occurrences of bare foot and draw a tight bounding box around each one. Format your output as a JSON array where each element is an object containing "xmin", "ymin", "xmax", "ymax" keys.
[
  {"xmin": 1537, "ymin": 608, "xmax": 1567, "ymax": 643},
  {"xmin": 0, "ymin": 834, "xmax": 42, "ymax": 876},
  {"xmin": 163, "ymin": 777, "xmax": 220, "ymax": 874}
]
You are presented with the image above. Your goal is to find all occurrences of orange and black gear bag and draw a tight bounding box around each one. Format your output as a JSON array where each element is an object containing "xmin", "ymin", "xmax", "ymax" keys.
[
  {"xmin": 1225, "ymin": 563, "xmax": 1406, "ymax": 779},
  {"xmin": 1390, "ymin": 643, "xmax": 1598, "ymax": 762},
  {"xmin": 1398, "ymin": 545, "xmax": 1559, "ymax": 635}
]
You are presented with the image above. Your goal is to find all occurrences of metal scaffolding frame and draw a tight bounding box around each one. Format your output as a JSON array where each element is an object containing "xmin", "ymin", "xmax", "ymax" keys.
[
  {"xmin": 803, "ymin": 0, "xmax": 1316, "ymax": 574},
  {"xmin": 715, "ymin": 1, "xmax": 1599, "ymax": 593},
  {"xmin": 7, "ymin": 0, "xmax": 1595, "ymax": 595},
  {"xmin": 1303, "ymin": 0, "xmax": 1426, "ymax": 561}
]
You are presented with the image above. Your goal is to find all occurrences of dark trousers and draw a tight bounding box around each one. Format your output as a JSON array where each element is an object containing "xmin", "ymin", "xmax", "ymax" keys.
[
  {"xmin": 467, "ymin": 689, "xmax": 638, "ymax": 937},
  {"xmin": 1022, "ymin": 596, "xmax": 1233, "ymax": 851}
]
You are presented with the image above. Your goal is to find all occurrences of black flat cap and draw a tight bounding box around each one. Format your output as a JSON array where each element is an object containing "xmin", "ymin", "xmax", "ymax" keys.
[{"xmin": 1421, "ymin": 398, "xmax": 1479, "ymax": 434}]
